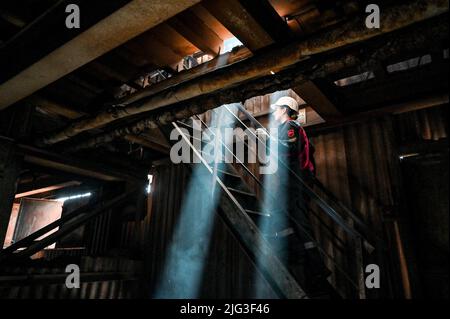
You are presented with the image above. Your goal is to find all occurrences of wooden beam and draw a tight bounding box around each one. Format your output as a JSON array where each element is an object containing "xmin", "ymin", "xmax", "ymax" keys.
[
  {"xmin": 126, "ymin": 31, "xmax": 185, "ymax": 69},
  {"xmin": 18, "ymin": 144, "xmax": 143, "ymax": 182},
  {"xmin": 168, "ymin": 10, "xmax": 223, "ymax": 56},
  {"xmin": 202, "ymin": 0, "xmax": 274, "ymax": 51},
  {"xmin": 190, "ymin": 4, "xmax": 234, "ymax": 40},
  {"xmin": 30, "ymin": 96, "xmax": 85, "ymax": 120},
  {"xmin": 87, "ymin": 61, "xmax": 142, "ymax": 90},
  {"xmin": 39, "ymin": 3, "xmax": 449, "ymax": 147},
  {"xmin": 293, "ymin": 81, "xmax": 342, "ymax": 121},
  {"xmin": 0, "ymin": 11, "xmax": 26, "ymax": 28},
  {"xmin": 29, "ymin": 96, "xmax": 170, "ymax": 154},
  {"xmin": 0, "ymin": 0, "xmax": 202, "ymax": 110},
  {"xmin": 18, "ymin": 174, "xmax": 73, "ymax": 190},
  {"xmin": 124, "ymin": 134, "xmax": 170, "ymax": 155},
  {"xmin": 247, "ymin": 106, "xmax": 326, "ymax": 128},
  {"xmin": 118, "ymin": 45, "xmax": 252, "ymax": 105},
  {"xmin": 308, "ymin": 94, "xmax": 449, "ymax": 133},
  {"xmin": 150, "ymin": 23, "xmax": 199, "ymax": 58},
  {"xmin": 63, "ymin": 16, "xmax": 449, "ymax": 152},
  {"xmin": 238, "ymin": 0, "xmax": 292, "ymax": 43},
  {"xmin": 15, "ymin": 181, "xmax": 81, "ymax": 199}
]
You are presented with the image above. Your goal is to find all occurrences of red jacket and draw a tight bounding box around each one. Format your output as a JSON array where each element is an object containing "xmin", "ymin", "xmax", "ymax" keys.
[{"xmin": 278, "ymin": 119, "xmax": 315, "ymax": 173}]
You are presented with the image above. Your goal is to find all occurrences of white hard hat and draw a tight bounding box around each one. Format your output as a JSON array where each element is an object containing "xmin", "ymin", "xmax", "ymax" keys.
[{"xmin": 270, "ymin": 96, "xmax": 299, "ymax": 112}]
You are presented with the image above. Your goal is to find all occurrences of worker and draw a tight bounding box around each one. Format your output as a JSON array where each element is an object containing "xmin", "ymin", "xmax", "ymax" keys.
[{"xmin": 269, "ymin": 96, "xmax": 330, "ymax": 292}]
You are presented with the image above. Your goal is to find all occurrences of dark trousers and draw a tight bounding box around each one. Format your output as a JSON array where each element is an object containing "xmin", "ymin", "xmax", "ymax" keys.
[{"xmin": 271, "ymin": 162, "xmax": 330, "ymax": 288}]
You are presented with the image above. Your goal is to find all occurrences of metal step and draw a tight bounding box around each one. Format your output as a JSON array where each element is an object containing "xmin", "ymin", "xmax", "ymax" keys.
[
  {"xmin": 226, "ymin": 187, "xmax": 255, "ymax": 197},
  {"xmin": 244, "ymin": 209, "xmax": 270, "ymax": 217},
  {"xmin": 226, "ymin": 187, "xmax": 259, "ymax": 211},
  {"xmin": 216, "ymin": 168, "xmax": 240, "ymax": 178}
]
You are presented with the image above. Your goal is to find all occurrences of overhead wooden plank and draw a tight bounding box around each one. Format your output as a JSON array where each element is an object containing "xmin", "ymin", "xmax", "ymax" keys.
[
  {"xmin": 39, "ymin": 0, "xmax": 449, "ymax": 146},
  {"xmin": 150, "ymin": 23, "xmax": 199, "ymax": 58},
  {"xmin": 202, "ymin": 0, "xmax": 274, "ymax": 51},
  {"xmin": 126, "ymin": 30, "xmax": 185, "ymax": 69},
  {"xmin": 168, "ymin": 9, "xmax": 223, "ymax": 56},
  {"xmin": 238, "ymin": 0, "xmax": 292, "ymax": 43},
  {"xmin": 15, "ymin": 181, "xmax": 81, "ymax": 199},
  {"xmin": 293, "ymin": 81, "xmax": 342, "ymax": 121},
  {"xmin": 29, "ymin": 96, "xmax": 85, "ymax": 120},
  {"xmin": 190, "ymin": 4, "xmax": 234, "ymax": 41},
  {"xmin": 85, "ymin": 51, "xmax": 143, "ymax": 89},
  {"xmin": 18, "ymin": 144, "xmax": 143, "ymax": 182},
  {"xmin": 0, "ymin": 0, "xmax": 202, "ymax": 110},
  {"xmin": 0, "ymin": 1, "xmax": 132, "ymax": 84},
  {"xmin": 308, "ymin": 94, "xmax": 449, "ymax": 133}
]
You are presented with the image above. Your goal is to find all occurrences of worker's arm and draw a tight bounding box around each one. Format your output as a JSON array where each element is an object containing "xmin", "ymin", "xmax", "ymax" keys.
[{"xmin": 279, "ymin": 121, "xmax": 302, "ymax": 156}]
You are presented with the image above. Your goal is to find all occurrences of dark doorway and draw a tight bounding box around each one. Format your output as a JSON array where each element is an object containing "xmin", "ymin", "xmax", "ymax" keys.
[{"xmin": 400, "ymin": 148, "xmax": 449, "ymax": 298}]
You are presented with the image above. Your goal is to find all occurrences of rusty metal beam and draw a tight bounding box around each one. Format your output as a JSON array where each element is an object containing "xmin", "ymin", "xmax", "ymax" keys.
[
  {"xmin": 38, "ymin": 0, "xmax": 448, "ymax": 147},
  {"xmin": 63, "ymin": 15, "xmax": 449, "ymax": 152},
  {"xmin": 0, "ymin": 0, "xmax": 202, "ymax": 110},
  {"xmin": 293, "ymin": 81, "xmax": 342, "ymax": 121}
]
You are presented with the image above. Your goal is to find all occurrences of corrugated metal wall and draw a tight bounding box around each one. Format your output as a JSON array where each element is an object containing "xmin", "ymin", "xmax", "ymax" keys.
[
  {"xmin": 309, "ymin": 128, "xmax": 355, "ymax": 297},
  {"xmin": 308, "ymin": 104, "xmax": 448, "ymax": 297},
  {"xmin": 310, "ymin": 117, "xmax": 406, "ymax": 298},
  {"xmin": 0, "ymin": 257, "xmax": 142, "ymax": 299},
  {"xmin": 224, "ymin": 103, "xmax": 448, "ymax": 298},
  {"xmin": 143, "ymin": 163, "xmax": 277, "ymax": 298},
  {"xmin": 394, "ymin": 105, "xmax": 448, "ymax": 143}
]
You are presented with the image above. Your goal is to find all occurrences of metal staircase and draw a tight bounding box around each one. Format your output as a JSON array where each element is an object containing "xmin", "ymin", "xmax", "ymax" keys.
[
  {"xmin": 164, "ymin": 103, "xmax": 382, "ymax": 299},
  {"xmin": 0, "ymin": 104, "xmax": 384, "ymax": 299}
]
